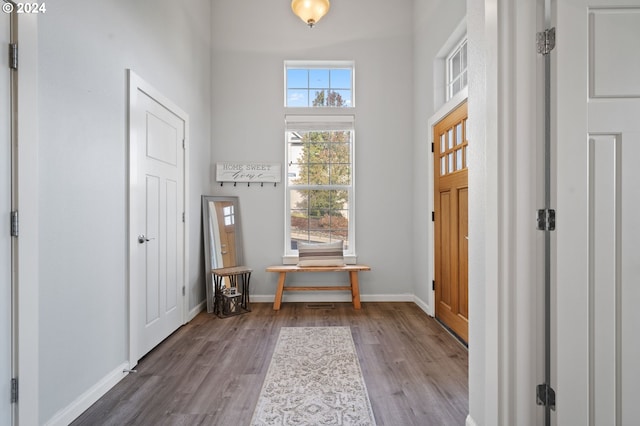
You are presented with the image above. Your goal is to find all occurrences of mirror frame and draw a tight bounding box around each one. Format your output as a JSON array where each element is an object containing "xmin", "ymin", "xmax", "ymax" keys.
[{"xmin": 202, "ymin": 195, "xmax": 244, "ymax": 312}]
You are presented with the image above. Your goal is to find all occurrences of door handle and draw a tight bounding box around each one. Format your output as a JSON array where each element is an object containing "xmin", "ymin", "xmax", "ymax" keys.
[
  {"xmin": 138, "ymin": 235, "xmax": 155, "ymax": 244},
  {"xmin": 464, "ymin": 235, "xmax": 469, "ymax": 240}
]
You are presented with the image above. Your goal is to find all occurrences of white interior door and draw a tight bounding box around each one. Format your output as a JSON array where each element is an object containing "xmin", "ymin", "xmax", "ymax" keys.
[
  {"xmin": 129, "ymin": 72, "xmax": 186, "ymax": 364},
  {"xmin": 1, "ymin": 11, "xmax": 13, "ymax": 426},
  {"xmin": 555, "ymin": 1, "xmax": 640, "ymax": 424}
]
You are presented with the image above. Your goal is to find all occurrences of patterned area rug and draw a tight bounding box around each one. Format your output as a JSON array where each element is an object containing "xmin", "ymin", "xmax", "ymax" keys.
[{"xmin": 250, "ymin": 326, "xmax": 377, "ymax": 426}]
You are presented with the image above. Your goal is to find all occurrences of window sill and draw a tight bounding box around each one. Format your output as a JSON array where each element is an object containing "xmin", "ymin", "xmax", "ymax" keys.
[{"xmin": 282, "ymin": 255, "xmax": 358, "ymax": 265}]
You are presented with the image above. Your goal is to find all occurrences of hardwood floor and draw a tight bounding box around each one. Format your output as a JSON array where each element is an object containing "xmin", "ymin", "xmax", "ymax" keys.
[{"xmin": 71, "ymin": 303, "xmax": 468, "ymax": 426}]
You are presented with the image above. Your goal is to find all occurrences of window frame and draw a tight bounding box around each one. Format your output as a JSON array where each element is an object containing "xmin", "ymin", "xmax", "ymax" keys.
[
  {"xmin": 283, "ymin": 61, "xmax": 357, "ymax": 264},
  {"xmin": 446, "ymin": 37, "xmax": 468, "ymax": 101},
  {"xmin": 284, "ymin": 60, "xmax": 355, "ymax": 108},
  {"xmin": 283, "ymin": 115, "xmax": 356, "ymax": 264}
]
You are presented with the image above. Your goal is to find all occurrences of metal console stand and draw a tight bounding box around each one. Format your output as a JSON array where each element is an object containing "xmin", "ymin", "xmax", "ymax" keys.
[{"xmin": 211, "ymin": 266, "xmax": 252, "ymax": 318}]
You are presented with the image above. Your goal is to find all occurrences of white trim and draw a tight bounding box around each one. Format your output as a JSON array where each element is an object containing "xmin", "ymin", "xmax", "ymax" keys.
[
  {"xmin": 187, "ymin": 300, "xmax": 206, "ymax": 322},
  {"xmin": 16, "ymin": 13, "xmax": 39, "ymax": 426},
  {"xmin": 432, "ymin": 88, "xmax": 469, "ymax": 128},
  {"xmin": 434, "ymin": 18, "xmax": 468, "ymax": 110},
  {"xmin": 283, "ymin": 115, "xmax": 356, "ymax": 259},
  {"xmin": 127, "ymin": 70, "xmax": 190, "ymax": 367},
  {"xmin": 43, "ymin": 363, "xmax": 129, "ymax": 426},
  {"xmin": 285, "ymin": 60, "xmax": 355, "ymax": 69},
  {"xmin": 465, "ymin": 414, "xmax": 478, "ymax": 426},
  {"xmin": 285, "ymin": 114, "xmax": 355, "ymax": 129},
  {"xmin": 436, "ymin": 17, "xmax": 468, "ymax": 59},
  {"xmin": 412, "ymin": 294, "xmax": 433, "ymax": 317},
  {"xmin": 445, "ymin": 37, "xmax": 468, "ymax": 101},
  {"xmin": 282, "ymin": 254, "xmax": 357, "ymax": 265},
  {"xmin": 2, "ymin": 12, "xmax": 13, "ymax": 425},
  {"xmin": 250, "ymin": 293, "xmax": 415, "ymax": 304},
  {"xmin": 281, "ymin": 107, "xmax": 356, "ymax": 117},
  {"xmin": 466, "ymin": 0, "xmax": 544, "ymax": 424},
  {"xmin": 182, "ymin": 114, "xmax": 191, "ymax": 330}
]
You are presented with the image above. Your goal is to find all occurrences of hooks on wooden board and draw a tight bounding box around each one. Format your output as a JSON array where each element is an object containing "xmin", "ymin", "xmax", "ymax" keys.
[{"xmin": 218, "ymin": 181, "xmax": 278, "ymax": 188}]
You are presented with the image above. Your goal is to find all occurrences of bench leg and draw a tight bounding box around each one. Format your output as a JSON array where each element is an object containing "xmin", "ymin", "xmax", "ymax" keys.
[
  {"xmin": 349, "ymin": 271, "xmax": 361, "ymax": 309},
  {"xmin": 273, "ymin": 272, "xmax": 287, "ymax": 310}
]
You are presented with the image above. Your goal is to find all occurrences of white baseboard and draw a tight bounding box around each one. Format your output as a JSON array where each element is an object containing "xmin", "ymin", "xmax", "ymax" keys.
[
  {"xmin": 250, "ymin": 293, "xmax": 415, "ymax": 304},
  {"xmin": 466, "ymin": 414, "xmax": 477, "ymax": 426},
  {"xmin": 412, "ymin": 294, "xmax": 433, "ymax": 317},
  {"xmin": 187, "ymin": 300, "xmax": 206, "ymax": 321},
  {"xmin": 44, "ymin": 362, "xmax": 130, "ymax": 426}
]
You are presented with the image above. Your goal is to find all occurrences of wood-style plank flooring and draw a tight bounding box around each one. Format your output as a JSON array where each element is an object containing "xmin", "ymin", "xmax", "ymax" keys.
[{"xmin": 71, "ymin": 302, "xmax": 468, "ymax": 426}]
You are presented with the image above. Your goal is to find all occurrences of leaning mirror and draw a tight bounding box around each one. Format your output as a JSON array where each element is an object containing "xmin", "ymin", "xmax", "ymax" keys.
[{"xmin": 202, "ymin": 195, "xmax": 244, "ymax": 313}]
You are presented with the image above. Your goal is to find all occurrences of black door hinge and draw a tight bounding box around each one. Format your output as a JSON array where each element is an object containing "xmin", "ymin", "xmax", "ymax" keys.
[
  {"xmin": 432, "ymin": 211, "xmax": 435, "ymax": 222},
  {"xmin": 432, "ymin": 280, "xmax": 435, "ymax": 291},
  {"xmin": 10, "ymin": 211, "xmax": 18, "ymax": 237},
  {"xmin": 536, "ymin": 28, "xmax": 556, "ymax": 56},
  {"xmin": 536, "ymin": 209, "xmax": 555, "ymax": 231},
  {"xmin": 536, "ymin": 383, "xmax": 555, "ymax": 410},
  {"xmin": 9, "ymin": 43, "xmax": 18, "ymax": 70},
  {"xmin": 11, "ymin": 378, "xmax": 18, "ymax": 403}
]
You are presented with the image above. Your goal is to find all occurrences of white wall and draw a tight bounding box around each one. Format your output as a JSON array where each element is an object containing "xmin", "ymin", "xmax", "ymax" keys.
[
  {"xmin": 36, "ymin": 0, "xmax": 212, "ymax": 422},
  {"xmin": 412, "ymin": 0, "xmax": 467, "ymax": 310},
  {"xmin": 210, "ymin": 0, "xmax": 416, "ymax": 300},
  {"xmin": 466, "ymin": 0, "xmax": 545, "ymax": 424}
]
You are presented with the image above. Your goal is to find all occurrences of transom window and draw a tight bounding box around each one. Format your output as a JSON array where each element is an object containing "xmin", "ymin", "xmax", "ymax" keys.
[
  {"xmin": 446, "ymin": 38, "xmax": 468, "ymax": 100},
  {"xmin": 285, "ymin": 61, "xmax": 354, "ymax": 108}
]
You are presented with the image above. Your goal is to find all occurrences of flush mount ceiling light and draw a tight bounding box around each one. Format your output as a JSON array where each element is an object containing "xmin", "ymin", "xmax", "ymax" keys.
[{"xmin": 291, "ymin": 0, "xmax": 331, "ymax": 28}]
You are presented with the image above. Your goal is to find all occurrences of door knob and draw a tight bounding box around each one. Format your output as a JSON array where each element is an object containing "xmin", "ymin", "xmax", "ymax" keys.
[{"xmin": 138, "ymin": 235, "xmax": 155, "ymax": 244}]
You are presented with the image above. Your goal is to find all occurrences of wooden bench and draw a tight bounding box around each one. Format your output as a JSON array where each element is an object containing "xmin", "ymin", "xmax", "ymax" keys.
[{"xmin": 266, "ymin": 264, "xmax": 371, "ymax": 310}]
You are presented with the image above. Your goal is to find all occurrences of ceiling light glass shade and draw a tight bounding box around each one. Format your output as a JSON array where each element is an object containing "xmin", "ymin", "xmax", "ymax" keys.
[{"xmin": 291, "ymin": 0, "xmax": 331, "ymax": 28}]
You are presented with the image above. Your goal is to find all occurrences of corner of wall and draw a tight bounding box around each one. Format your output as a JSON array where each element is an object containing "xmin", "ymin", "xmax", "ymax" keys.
[
  {"xmin": 413, "ymin": 294, "xmax": 433, "ymax": 317},
  {"xmin": 43, "ymin": 363, "xmax": 129, "ymax": 426}
]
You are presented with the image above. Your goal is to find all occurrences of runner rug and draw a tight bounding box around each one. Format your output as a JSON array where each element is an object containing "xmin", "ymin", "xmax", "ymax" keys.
[{"xmin": 250, "ymin": 326, "xmax": 377, "ymax": 426}]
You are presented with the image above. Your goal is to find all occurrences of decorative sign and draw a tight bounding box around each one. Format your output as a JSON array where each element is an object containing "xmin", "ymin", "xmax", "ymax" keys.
[{"xmin": 216, "ymin": 162, "xmax": 282, "ymax": 184}]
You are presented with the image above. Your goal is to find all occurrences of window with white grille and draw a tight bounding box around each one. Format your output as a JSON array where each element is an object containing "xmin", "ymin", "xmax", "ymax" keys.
[
  {"xmin": 446, "ymin": 38, "xmax": 468, "ymax": 100},
  {"xmin": 283, "ymin": 61, "xmax": 356, "ymax": 261}
]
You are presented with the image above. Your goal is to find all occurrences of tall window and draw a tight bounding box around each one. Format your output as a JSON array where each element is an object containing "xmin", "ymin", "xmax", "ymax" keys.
[
  {"xmin": 446, "ymin": 38, "xmax": 468, "ymax": 100},
  {"xmin": 284, "ymin": 61, "xmax": 355, "ymax": 261}
]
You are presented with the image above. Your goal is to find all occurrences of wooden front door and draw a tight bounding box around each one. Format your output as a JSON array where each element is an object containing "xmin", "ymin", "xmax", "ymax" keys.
[{"xmin": 434, "ymin": 101, "xmax": 468, "ymax": 343}]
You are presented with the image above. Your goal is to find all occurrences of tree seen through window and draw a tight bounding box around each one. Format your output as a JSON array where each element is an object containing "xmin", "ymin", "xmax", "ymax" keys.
[{"xmin": 289, "ymin": 91, "xmax": 351, "ymax": 247}]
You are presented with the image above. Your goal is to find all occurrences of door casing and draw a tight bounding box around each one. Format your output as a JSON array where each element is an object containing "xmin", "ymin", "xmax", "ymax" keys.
[{"xmin": 1, "ymin": 10, "xmax": 15, "ymax": 426}]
